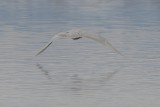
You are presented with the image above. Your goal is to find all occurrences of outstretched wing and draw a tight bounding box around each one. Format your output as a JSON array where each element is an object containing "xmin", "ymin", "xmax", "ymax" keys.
[
  {"xmin": 84, "ymin": 32, "xmax": 123, "ymax": 56},
  {"xmin": 36, "ymin": 35, "xmax": 60, "ymax": 56}
]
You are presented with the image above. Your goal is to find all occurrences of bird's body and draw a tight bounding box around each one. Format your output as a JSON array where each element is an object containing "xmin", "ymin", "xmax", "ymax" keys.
[{"xmin": 36, "ymin": 29, "xmax": 122, "ymax": 56}]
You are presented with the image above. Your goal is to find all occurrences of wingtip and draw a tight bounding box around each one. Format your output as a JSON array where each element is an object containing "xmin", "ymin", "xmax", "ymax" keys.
[
  {"xmin": 35, "ymin": 53, "xmax": 40, "ymax": 56},
  {"xmin": 114, "ymin": 49, "xmax": 124, "ymax": 57},
  {"xmin": 104, "ymin": 41, "xmax": 124, "ymax": 56},
  {"xmin": 115, "ymin": 50, "xmax": 124, "ymax": 56},
  {"xmin": 35, "ymin": 50, "xmax": 44, "ymax": 56},
  {"xmin": 118, "ymin": 52, "xmax": 124, "ymax": 57},
  {"xmin": 35, "ymin": 52, "xmax": 40, "ymax": 57}
]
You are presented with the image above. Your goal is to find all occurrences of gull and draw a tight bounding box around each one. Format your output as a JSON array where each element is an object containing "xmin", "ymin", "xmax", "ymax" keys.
[{"xmin": 36, "ymin": 29, "xmax": 122, "ymax": 56}]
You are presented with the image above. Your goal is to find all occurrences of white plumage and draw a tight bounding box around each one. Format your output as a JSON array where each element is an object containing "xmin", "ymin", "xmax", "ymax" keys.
[{"xmin": 36, "ymin": 29, "xmax": 122, "ymax": 56}]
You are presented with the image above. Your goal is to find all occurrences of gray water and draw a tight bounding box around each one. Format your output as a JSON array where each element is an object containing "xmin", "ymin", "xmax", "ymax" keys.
[{"xmin": 0, "ymin": 0, "xmax": 160, "ymax": 107}]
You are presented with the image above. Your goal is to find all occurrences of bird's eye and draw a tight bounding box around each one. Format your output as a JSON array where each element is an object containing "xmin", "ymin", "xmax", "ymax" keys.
[{"xmin": 66, "ymin": 32, "xmax": 69, "ymax": 33}]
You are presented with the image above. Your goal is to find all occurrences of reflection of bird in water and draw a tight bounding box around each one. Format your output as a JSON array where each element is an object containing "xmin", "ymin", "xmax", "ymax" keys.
[
  {"xmin": 36, "ymin": 63, "xmax": 120, "ymax": 93},
  {"xmin": 36, "ymin": 63, "xmax": 52, "ymax": 80},
  {"xmin": 69, "ymin": 70, "xmax": 119, "ymax": 93},
  {"xmin": 36, "ymin": 29, "xmax": 122, "ymax": 56},
  {"xmin": 98, "ymin": 70, "xmax": 119, "ymax": 83}
]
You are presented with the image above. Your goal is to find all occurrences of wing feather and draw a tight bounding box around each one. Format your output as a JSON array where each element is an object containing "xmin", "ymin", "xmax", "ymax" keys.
[
  {"xmin": 36, "ymin": 35, "xmax": 59, "ymax": 56},
  {"xmin": 83, "ymin": 32, "xmax": 123, "ymax": 56}
]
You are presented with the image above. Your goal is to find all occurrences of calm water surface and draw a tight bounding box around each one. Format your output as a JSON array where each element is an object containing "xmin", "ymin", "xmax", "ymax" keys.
[{"xmin": 0, "ymin": 0, "xmax": 160, "ymax": 107}]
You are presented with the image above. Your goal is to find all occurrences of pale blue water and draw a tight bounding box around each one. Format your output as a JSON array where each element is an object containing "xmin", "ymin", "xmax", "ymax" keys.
[{"xmin": 0, "ymin": 0, "xmax": 160, "ymax": 107}]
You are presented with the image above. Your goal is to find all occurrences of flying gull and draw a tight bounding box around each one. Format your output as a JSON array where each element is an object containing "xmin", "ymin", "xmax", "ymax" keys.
[{"xmin": 36, "ymin": 29, "xmax": 122, "ymax": 56}]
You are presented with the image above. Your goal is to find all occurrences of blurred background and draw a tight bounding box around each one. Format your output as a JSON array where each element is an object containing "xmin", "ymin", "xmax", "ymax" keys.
[{"xmin": 0, "ymin": 0, "xmax": 160, "ymax": 107}]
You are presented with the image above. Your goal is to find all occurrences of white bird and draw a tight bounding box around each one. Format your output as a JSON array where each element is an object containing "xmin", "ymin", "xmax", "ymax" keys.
[{"xmin": 36, "ymin": 29, "xmax": 122, "ymax": 56}]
